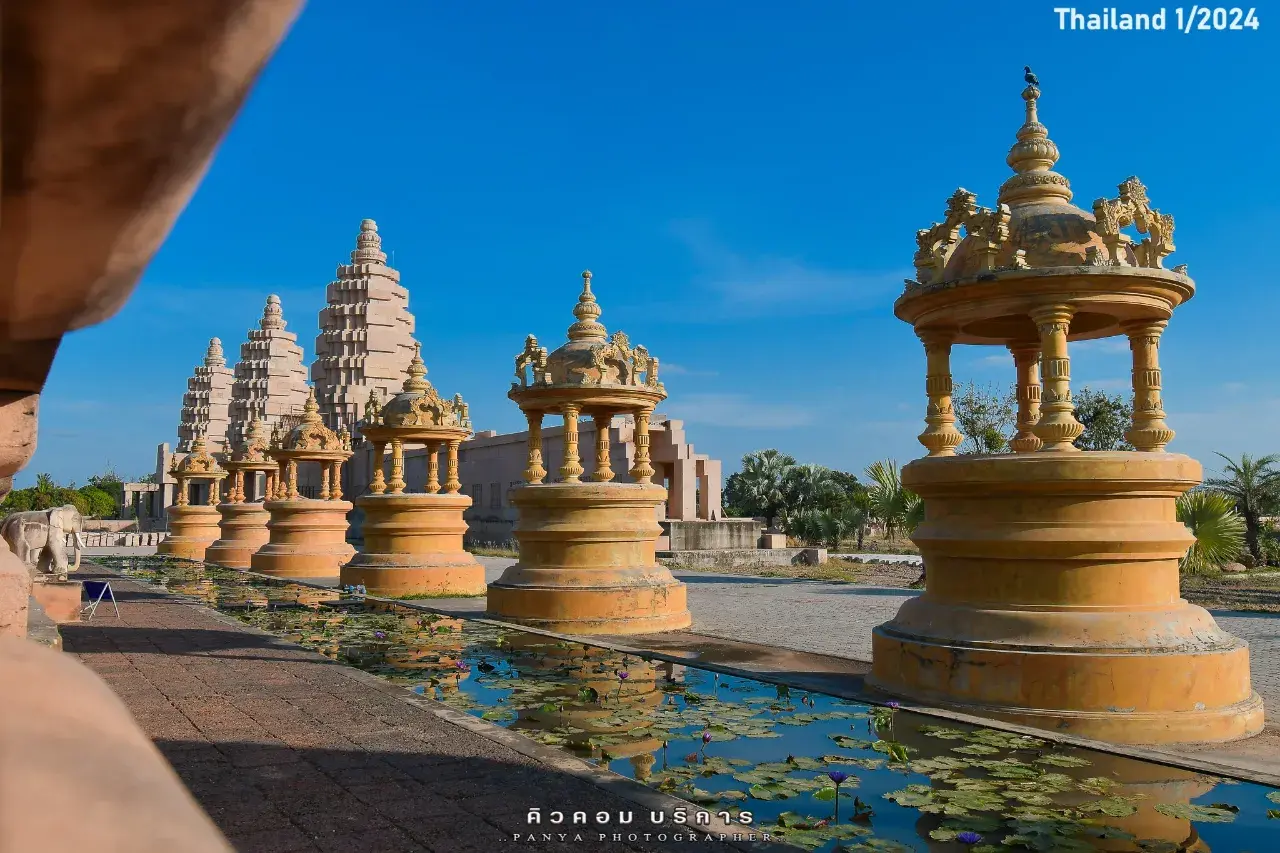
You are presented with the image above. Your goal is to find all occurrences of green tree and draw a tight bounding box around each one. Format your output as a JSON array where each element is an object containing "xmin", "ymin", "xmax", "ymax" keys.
[
  {"xmin": 727, "ymin": 449, "xmax": 796, "ymax": 529},
  {"xmin": 1203, "ymin": 453, "xmax": 1280, "ymax": 562},
  {"xmin": 953, "ymin": 382, "xmax": 1016, "ymax": 454},
  {"xmin": 1176, "ymin": 490, "xmax": 1247, "ymax": 574},
  {"xmin": 779, "ymin": 464, "xmax": 842, "ymax": 533},
  {"xmin": 78, "ymin": 485, "xmax": 117, "ymax": 518},
  {"xmin": 1073, "ymin": 386, "xmax": 1133, "ymax": 451},
  {"xmin": 864, "ymin": 459, "xmax": 923, "ymax": 540},
  {"xmin": 791, "ymin": 504, "xmax": 868, "ymax": 550}
]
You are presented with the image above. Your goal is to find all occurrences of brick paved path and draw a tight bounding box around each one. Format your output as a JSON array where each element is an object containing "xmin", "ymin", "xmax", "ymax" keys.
[{"xmin": 62, "ymin": 575, "xmax": 731, "ymax": 853}]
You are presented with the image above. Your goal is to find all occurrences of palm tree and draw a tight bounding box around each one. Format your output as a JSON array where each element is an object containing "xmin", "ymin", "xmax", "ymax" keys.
[
  {"xmin": 779, "ymin": 464, "xmax": 841, "ymax": 532},
  {"xmin": 736, "ymin": 449, "xmax": 796, "ymax": 530},
  {"xmin": 864, "ymin": 459, "xmax": 922, "ymax": 540},
  {"xmin": 1203, "ymin": 453, "xmax": 1280, "ymax": 562},
  {"xmin": 1176, "ymin": 490, "xmax": 1247, "ymax": 574}
]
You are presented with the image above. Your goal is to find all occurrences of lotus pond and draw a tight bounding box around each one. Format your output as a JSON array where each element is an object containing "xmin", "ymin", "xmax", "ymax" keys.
[{"xmin": 98, "ymin": 556, "xmax": 1280, "ymax": 852}]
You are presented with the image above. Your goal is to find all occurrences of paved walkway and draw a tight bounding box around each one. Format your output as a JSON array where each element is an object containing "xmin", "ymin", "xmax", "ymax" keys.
[{"xmin": 63, "ymin": 571, "xmax": 733, "ymax": 853}]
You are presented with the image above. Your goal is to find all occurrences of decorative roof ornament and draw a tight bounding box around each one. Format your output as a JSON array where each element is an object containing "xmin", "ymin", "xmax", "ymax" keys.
[
  {"xmin": 203, "ymin": 338, "xmax": 226, "ymax": 368},
  {"xmin": 513, "ymin": 271, "xmax": 664, "ymax": 391},
  {"xmin": 281, "ymin": 388, "xmax": 346, "ymax": 452},
  {"xmin": 378, "ymin": 340, "xmax": 471, "ymax": 431},
  {"xmin": 997, "ymin": 77, "xmax": 1073, "ymax": 208},
  {"xmin": 232, "ymin": 417, "xmax": 272, "ymax": 464},
  {"xmin": 260, "ymin": 294, "xmax": 286, "ymax": 331},
  {"xmin": 364, "ymin": 388, "xmax": 384, "ymax": 427},
  {"xmin": 905, "ymin": 69, "xmax": 1181, "ymax": 290},
  {"xmin": 171, "ymin": 432, "xmax": 225, "ymax": 477},
  {"xmin": 350, "ymin": 218, "xmax": 388, "ymax": 265}
]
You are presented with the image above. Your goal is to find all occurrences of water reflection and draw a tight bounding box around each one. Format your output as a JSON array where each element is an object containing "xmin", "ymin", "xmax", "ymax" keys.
[{"xmin": 99, "ymin": 556, "xmax": 1279, "ymax": 853}]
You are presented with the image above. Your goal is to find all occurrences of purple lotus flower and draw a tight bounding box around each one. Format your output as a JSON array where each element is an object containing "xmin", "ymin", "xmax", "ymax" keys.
[
  {"xmin": 956, "ymin": 831, "xmax": 982, "ymax": 844},
  {"xmin": 374, "ymin": 631, "xmax": 386, "ymax": 639},
  {"xmin": 701, "ymin": 730, "xmax": 713, "ymax": 744},
  {"xmin": 885, "ymin": 701, "xmax": 900, "ymax": 709},
  {"xmin": 617, "ymin": 670, "xmax": 630, "ymax": 680},
  {"xmin": 827, "ymin": 770, "xmax": 849, "ymax": 785},
  {"xmin": 454, "ymin": 660, "xmax": 470, "ymax": 671}
]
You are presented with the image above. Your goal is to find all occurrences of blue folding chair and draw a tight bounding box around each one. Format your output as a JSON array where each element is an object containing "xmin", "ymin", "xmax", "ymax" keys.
[{"xmin": 82, "ymin": 580, "xmax": 120, "ymax": 620}]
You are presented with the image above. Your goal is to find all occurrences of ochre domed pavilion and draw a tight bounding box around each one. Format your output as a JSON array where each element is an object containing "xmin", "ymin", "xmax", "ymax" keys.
[
  {"xmin": 251, "ymin": 389, "xmax": 355, "ymax": 580},
  {"xmin": 341, "ymin": 343, "xmax": 485, "ymax": 596},
  {"xmin": 868, "ymin": 74, "xmax": 1263, "ymax": 744},
  {"xmin": 205, "ymin": 417, "xmax": 277, "ymax": 568},
  {"xmin": 486, "ymin": 271, "xmax": 691, "ymax": 634},
  {"xmin": 158, "ymin": 432, "xmax": 227, "ymax": 561}
]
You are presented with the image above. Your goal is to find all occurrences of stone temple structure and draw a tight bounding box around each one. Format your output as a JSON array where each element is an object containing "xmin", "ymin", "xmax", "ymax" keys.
[
  {"xmin": 311, "ymin": 219, "xmax": 417, "ymax": 435},
  {"xmin": 177, "ymin": 338, "xmax": 234, "ymax": 453},
  {"xmin": 868, "ymin": 73, "xmax": 1263, "ymax": 744},
  {"xmin": 225, "ymin": 294, "xmax": 310, "ymax": 449},
  {"xmin": 486, "ymin": 271, "xmax": 692, "ymax": 634}
]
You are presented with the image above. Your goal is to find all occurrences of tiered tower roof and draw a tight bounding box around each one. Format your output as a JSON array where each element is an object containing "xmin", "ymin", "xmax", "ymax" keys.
[
  {"xmin": 311, "ymin": 219, "xmax": 417, "ymax": 434},
  {"xmin": 226, "ymin": 295, "xmax": 311, "ymax": 449},
  {"xmin": 177, "ymin": 338, "xmax": 235, "ymax": 453}
]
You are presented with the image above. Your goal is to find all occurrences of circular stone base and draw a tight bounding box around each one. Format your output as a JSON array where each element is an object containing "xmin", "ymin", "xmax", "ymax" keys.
[
  {"xmin": 871, "ymin": 451, "xmax": 1264, "ymax": 745},
  {"xmin": 158, "ymin": 505, "xmax": 222, "ymax": 561},
  {"xmin": 204, "ymin": 502, "xmax": 271, "ymax": 569},
  {"xmin": 341, "ymin": 493, "xmax": 485, "ymax": 596},
  {"xmin": 486, "ymin": 482, "xmax": 691, "ymax": 635},
  {"xmin": 250, "ymin": 500, "xmax": 354, "ymax": 580}
]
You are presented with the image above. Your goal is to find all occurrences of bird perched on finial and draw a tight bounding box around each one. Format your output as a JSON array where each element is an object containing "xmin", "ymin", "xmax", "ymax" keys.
[{"xmin": 1024, "ymin": 66, "xmax": 1039, "ymax": 86}]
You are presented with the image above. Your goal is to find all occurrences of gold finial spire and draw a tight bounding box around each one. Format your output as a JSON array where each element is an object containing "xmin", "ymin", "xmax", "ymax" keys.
[
  {"xmin": 402, "ymin": 341, "xmax": 432, "ymax": 393},
  {"xmin": 301, "ymin": 387, "xmax": 322, "ymax": 424},
  {"xmin": 246, "ymin": 416, "xmax": 269, "ymax": 449},
  {"xmin": 997, "ymin": 71, "xmax": 1073, "ymax": 208},
  {"xmin": 567, "ymin": 269, "xmax": 607, "ymax": 341}
]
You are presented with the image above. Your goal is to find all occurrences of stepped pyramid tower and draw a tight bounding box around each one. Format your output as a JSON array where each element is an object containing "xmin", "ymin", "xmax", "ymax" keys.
[
  {"xmin": 177, "ymin": 338, "xmax": 235, "ymax": 453},
  {"xmin": 311, "ymin": 219, "xmax": 416, "ymax": 434},
  {"xmin": 226, "ymin": 295, "xmax": 311, "ymax": 449}
]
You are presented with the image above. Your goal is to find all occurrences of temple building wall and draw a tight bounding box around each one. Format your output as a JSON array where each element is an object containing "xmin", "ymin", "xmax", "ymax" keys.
[{"xmin": 226, "ymin": 295, "xmax": 311, "ymax": 448}]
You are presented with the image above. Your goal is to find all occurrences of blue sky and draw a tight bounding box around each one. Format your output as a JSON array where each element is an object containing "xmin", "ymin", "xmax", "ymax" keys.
[{"xmin": 23, "ymin": 1, "xmax": 1278, "ymax": 487}]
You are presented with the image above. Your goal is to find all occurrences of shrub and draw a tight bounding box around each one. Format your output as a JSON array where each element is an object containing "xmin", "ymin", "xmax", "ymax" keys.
[{"xmin": 1176, "ymin": 490, "xmax": 1246, "ymax": 574}]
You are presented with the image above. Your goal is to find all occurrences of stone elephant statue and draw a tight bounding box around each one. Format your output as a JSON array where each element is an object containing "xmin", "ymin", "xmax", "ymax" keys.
[{"xmin": 0, "ymin": 505, "xmax": 84, "ymax": 581}]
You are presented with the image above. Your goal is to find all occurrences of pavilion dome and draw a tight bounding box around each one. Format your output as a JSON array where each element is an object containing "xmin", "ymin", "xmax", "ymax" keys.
[
  {"xmin": 282, "ymin": 389, "xmax": 348, "ymax": 452},
  {"xmin": 231, "ymin": 417, "xmax": 272, "ymax": 463},
  {"xmin": 527, "ymin": 271, "xmax": 664, "ymax": 390},
  {"xmin": 377, "ymin": 342, "xmax": 470, "ymax": 430},
  {"xmin": 172, "ymin": 433, "xmax": 224, "ymax": 476},
  {"xmin": 913, "ymin": 78, "xmax": 1145, "ymax": 287}
]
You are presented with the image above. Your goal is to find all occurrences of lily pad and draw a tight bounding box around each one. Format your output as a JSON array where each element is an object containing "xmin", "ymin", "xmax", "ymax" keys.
[
  {"xmin": 830, "ymin": 734, "xmax": 875, "ymax": 750},
  {"xmin": 951, "ymin": 743, "xmax": 1001, "ymax": 756},
  {"xmin": 1077, "ymin": 796, "xmax": 1139, "ymax": 817},
  {"xmin": 1033, "ymin": 753, "xmax": 1091, "ymax": 768},
  {"xmin": 1153, "ymin": 802, "xmax": 1237, "ymax": 822},
  {"xmin": 918, "ymin": 725, "xmax": 969, "ymax": 740}
]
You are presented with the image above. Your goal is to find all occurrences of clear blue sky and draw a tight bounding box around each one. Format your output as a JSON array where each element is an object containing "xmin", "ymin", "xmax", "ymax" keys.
[{"xmin": 22, "ymin": 1, "xmax": 1277, "ymax": 487}]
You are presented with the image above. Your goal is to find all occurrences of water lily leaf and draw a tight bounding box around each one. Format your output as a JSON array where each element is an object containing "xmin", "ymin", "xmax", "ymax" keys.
[
  {"xmin": 787, "ymin": 756, "xmax": 826, "ymax": 771},
  {"xmin": 1078, "ymin": 797, "xmax": 1139, "ymax": 817},
  {"xmin": 718, "ymin": 790, "xmax": 748, "ymax": 801},
  {"xmin": 479, "ymin": 708, "xmax": 514, "ymax": 722},
  {"xmin": 821, "ymin": 754, "xmax": 885, "ymax": 770},
  {"xmin": 1135, "ymin": 842, "xmax": 1180, "ymax": 853},
  {"xmin": 829, "ymin": 734, "xmax": 875, "ymax": 750},
  {"xmin": 748, "ymin": 782, "xmax": 793, "ymax": 801},
  {"xmin": 936, "ymin": 815, "xmax": 1005, "ymax": 833},
  {"xmin": 776, "ymin": 811, "xmax": 807, "ymax": 828},
  {"xmin": 1153, "ymin": 802, "xmax": 1237, "ymax": 822},
  {"xmin": 733, "ymin": 770, "xmax": 784, "ymax": 786},
  {"xmin": 841, "ymin": 840, "xmax": 915, "ymax": 852},
  {"xmin": 918, "ymin": 725, "xmax": 969, "ymax": 740},
  {"xmin": 813, "ymin": 786, "xmax": 852, "ymax": 801},
  {"xmin": 1267, "ymin": 791, "xmax": 1280, "ymax": 804},
  {"xmin": 1267, "ymin": 808, "xmax": 1280, "ymax": 820},
  {"xmin": 883, "ymin": 784, "xmax": 933, "ymax": 808},
  {"xmin": 1033, "ymin": 753, "xmax": 1091, "ymax": 768},
  {"xmin": 1075, "ymin": 776, "xmax": 1120, "ymax": 796},
  {"xmin": 951, "ymin": 743, "xmax": 1001, "ymax": 756}
]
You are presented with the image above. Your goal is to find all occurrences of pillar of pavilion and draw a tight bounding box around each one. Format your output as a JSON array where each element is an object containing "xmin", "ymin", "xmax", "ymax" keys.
[
  {"xmin": 205, "ymin": 417, "xmax": 277, "ymax": 568},
  {"xmin": 250, "ymin": 390, "xmax": 355, "ymax": 580},
  {"xmin": 157, "ymin": 433, "xmax": 227, "ymax": 561},
  {"xmin": 868, "ymin": 73, "xmax": 1262, "ymax": 744},
  {"xmin": 486, "ymin": 271, "xmax": 691, "ymax": 634},
  {"xmin": 340, "ymin": 343, "xmax": 484, "ymax": 596}
]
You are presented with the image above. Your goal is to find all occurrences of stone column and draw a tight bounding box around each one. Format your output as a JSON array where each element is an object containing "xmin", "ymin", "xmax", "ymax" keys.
[
  {"xmin": 1008, "ymin": 344, "xmax": 1043, "ymax": 453},
  {"xmin": 370, "ymin": 441, "xmax": 387, "ymax": 494},
  {"xmin": 174, "ymin": 477, "xmax": 188, "ymax": 507},
  {"xmin": 205, "ymin": 479, "xmax": 220, "ymax": 506},
  {"xmin": 286, "ymin": 460, "xmax": 298, "ymax": 499},
  {"xmin": 591, "ymin": 415, "xmax": 614, "ymax": 482},
  {"xmin": 320, "ymin": 464, "xmax": 331, "ymax": 500},
  {"xmin": 524, "ymin": 411, "xmax": 547, "ymax": 484},
  {"xmin": 265, "ymin": 470, "xmax": 277, "ymax": 502},
  {"xmin": 231, "ymin": 471, "xmax": 244, "ymax": 503},
  {"xmin": 1031, "ymin": 304, "xmax": 1085, "ymax": 451},
  {"xmin": 1124, "ymin": 319, "xmax": 1174, "ymax": 452},
  {"xmin": 426, "ymin": 442, "xmax": 441, "ymax": 494},
  {"xmin": 917, "ymin": 328, "xmax": 964, "ymax": 457},
  {"xmin": 445, "ymin": 440, "xmax": 461, "ymax": 494},
  {"xmin": 669, "ymin": 459, "xmax": 696, "ymax": 519},
  {"xmin": 560, "ymin": 404, "xmax": 583, "ymax": 483},
  {"xmin": 330, "ymin": 462, "xmax": 343, "ymax": 501},
  {"xmin": 629, "ymin": 407, "xmax": 655, "ymax": 484},
  {"xmin": 388, "ymin": 439, "xmax": 406, "ymax": 494}
]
